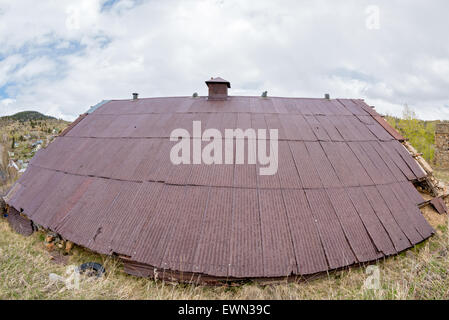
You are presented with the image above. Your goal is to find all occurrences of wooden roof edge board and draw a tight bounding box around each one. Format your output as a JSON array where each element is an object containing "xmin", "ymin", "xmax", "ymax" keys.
[
  {"xmin": 350, "ymin": 100, "xmax": 405, "ymax": 142},
  {"xmin": 59, "ymin": 113, "xmax": 89, "ymax": 137},
  {"xmin": 372, "ymin": 115, "xmax": 405, "ymax": 141},
  {"xmin": 86, "ymin": 100, "xmax": 111, "ymax": 114}
]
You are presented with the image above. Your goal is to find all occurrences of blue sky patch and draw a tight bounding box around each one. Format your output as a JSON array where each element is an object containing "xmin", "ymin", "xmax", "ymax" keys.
[
  {"xmin": 0, "ymin": 85, "xmax": 7, "ymax": 98},
  {"xmin": 101, "ymin": 0, "xmax": 121, "ymax": 12}
]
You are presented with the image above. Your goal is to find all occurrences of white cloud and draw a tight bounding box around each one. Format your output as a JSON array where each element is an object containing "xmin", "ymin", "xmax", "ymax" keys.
[{"xmin": 0, "ymin": 0, "xmax": 448, "ymax": 120}]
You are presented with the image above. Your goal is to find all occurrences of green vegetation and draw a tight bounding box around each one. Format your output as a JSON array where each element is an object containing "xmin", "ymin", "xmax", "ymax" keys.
[
  {"xmin": 0, "ymin": 112, "xmax": 69, "ymax": 194},
  {"xmin": 385, "ymin": 105, "xmax": 436, "ymax": 163},
  {"xmin": 1, "ymin": 111, "xmax": 56, "ymax": 122}
]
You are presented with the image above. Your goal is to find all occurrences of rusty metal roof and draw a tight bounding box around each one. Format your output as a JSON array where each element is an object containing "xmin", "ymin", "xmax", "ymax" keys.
[{"xmin": 5, "ymin": 96, "xmax": 434, "ymax": 281}]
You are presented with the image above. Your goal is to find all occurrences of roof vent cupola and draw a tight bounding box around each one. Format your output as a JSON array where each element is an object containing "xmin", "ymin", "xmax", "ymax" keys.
[{"xmin": 205, "ymin": 77, "xmax": 231, "ymax": 100}]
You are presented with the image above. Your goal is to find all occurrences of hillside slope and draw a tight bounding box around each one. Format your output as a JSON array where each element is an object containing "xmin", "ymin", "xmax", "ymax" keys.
[{"xmin": 1, "ymin": 111, "xmax": 56, "ymax": 122}]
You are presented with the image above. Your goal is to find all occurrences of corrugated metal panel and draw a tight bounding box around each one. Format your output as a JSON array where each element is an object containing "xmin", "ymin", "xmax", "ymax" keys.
[
  {"xmin": 278, "ymin": 114, "xmax": 306, "ymax": 140},
  {"xmin": 112, "ymin": 181, "xmax": 164, "ymax": 255},
  {"xmin": 347, "ymin": 141, "xmax": 387, "ymax": 185},
  {"xmin": 366, "ymin": 119, "xmax": 395, "ymax": 141},
  {"xmin": 276, "ymin": 141, "xmax": 302, "ymax": 189},
  {"xmin": 362, "ymin": 186, "xmax": 411, "ymax": 252},
  {"xmin": 376, "ymin": 184, "xmax": 423, "ymax": 244},
  {"xmin": 193, "ymin": 187, "xmax": 233, "ymax": 277},
  {"xmin": 307, "ymin": 99, "xmax": 329, "ymax": 115},
  {"xmin": 7, "ymin": 208, "xmax": 33, "ymax": 236},
  {"xmin": 315, "ymin": 115, "xmax": 345, "ymax": 141},
  {"xmin": 332, "ymin": 142, "xmax": 373, "ymax": 186},
  {"xmin": 264, "ymin": 114, "xmax": 287, "ymax": 139},
  {"xmin": 229, "ymin": 188, "xmax": 263, "ymax": 278},
  {"xmin": 305, "ymin": 142, "xmax": 341, "ymax": 188},
  {"xmin": 323, "ymin": 99, "xmax": 353, "ymax": 116},
  {"xmin": 161, "ymin": 186, "xmax": 209, "ymax": 272},
  {"xmin": 304, "ymin": 115, "xmax": 331, "ymax": 141},
  {"xmin": 380, "ymin": 141, "xmax": 416, "ymax": 180},
  {"xmin": 281, "ymin": 189, "xmax": 328, "ymax": 274},
  {"xmin": 369, "ymin": 141, "xmax": 407, "ymax": 182},
  {"xmin": 305, "ymin": 189, "xmax": 357, "ymax": 268},
  {"xmin": 290, "ymin": 114, "xmax": 318, "ymax": 141},
  {"xmin": 346, "ymin": 187, "xmax": 396, "ymax": 256},
  {"xmin": 389, "ymin": 183, "xmax": 434, "ymax": 238},
  {"xmin": 352, "ymin": 99, "xmax": 379, "ymax": 117},
  {"xmin": 20, "ymin": 169, "xmax": 63, "ymax": 216},
  {"xmin": 56, "ymin": 179, "xmax": 123, "ymax": 247},
  {"xmin": 233, "ymin": 139, "xmax": 257, "ymax": 188},
  {"xmin": 358, "ymin": 141, "xmax": 397, "ymax": 184},
  {"xmin": 259, "ymin": 189, "xmax": 296, "ymax": 276},
  {"xmin": 327, "ymin": 116, "xmax": 360, "ymax": 141},
  {"xmin": 59, "ymin": 113, "xmax": 88, "ymax": 137},
  {"xmin": 320, "ymin": 142, "xmax": 358, "ymax": 187},
  {"xmin": 399, "ymin": 181, "xmax": 424, "ymax": 205},
  {"xmin": 337, "ymin": 99, "xmax": 370, "ymax": 116},
  {"xmin": 373, "ymin": 115, "xmax": 405, "ymax": 141},
  {"xmin": 326, "ymin": 187, "xmax": 381, "ymax": 262},
  {"xmin": 346, "ymin": 116, "xmax": 377, "ymax": 141},
  {"xmin": 33, "ymin": 174, "xmax": 87, "ymax": 228},
  {"xmin": 389, "ymin": 141, "xmax": 427, "ymax": 180},
  {"xmin": 289, "ymin": 141, "xmax": 322, "ymax": 189},
  {"xmin": 292, "ymin": 98, "xmax": 314, "ymax": 115},
  {"xmin": 130, "ymin": 139, "xmax": 163, "ymax": 181},
  {"xmin": 89, "ymin": 181, "xmax": 142, "ymax": 254},
  {"xmin": 131, "ymin": 184, "xmax": 186, "ymax": 267}
]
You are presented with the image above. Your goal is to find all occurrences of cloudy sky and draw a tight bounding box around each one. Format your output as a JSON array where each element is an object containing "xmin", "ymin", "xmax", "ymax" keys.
[{"xmin": 0, "ymin": 0, "xmax": 448, "ymax": 121}]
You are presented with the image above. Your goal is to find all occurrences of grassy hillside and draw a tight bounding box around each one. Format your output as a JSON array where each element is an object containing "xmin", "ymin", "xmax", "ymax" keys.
[
  {"xmin": 1, "ymin": 111, "xmax": 56, "ymax": 122},
  {"xmin": 0, "ymin": 113, "xmax": 69, "ymax": 194}
]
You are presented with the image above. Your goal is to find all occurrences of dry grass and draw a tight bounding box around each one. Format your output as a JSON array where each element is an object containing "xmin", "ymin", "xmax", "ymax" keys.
[
  {"xmin": 1, "ymin": 208, "xmax": 448, "ymax": 300},
  {"xmin": 435, "ymin": 169, "xmax": 449, "ymax": 184}
]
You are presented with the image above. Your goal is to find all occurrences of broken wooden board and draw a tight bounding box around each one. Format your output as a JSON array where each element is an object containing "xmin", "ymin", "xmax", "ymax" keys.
[{"xmin": 430, "ymin": 197, "xmax": 448, "ymax": 215}]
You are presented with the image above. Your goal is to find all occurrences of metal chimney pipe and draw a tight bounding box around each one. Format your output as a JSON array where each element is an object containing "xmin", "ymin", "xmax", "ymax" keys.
[
  {"xmin": 132, "ymin": 93, "xmax": 139, "ymax": 100},
  {"xmin": 324, "ymin": 93, "xmax": 330, "ymax": 100}
]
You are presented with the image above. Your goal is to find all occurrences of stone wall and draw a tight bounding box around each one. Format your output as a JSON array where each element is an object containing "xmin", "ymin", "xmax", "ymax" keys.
[{"xmin": 435, "ymin": 122, "xmax": 449, "ymax": 169}]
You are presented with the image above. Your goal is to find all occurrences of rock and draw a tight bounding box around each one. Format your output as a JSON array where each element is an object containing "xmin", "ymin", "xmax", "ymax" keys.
[
  {"xmin": 65, "ymin": 241, "xmax": 74, "ymax": 253},
  {"xmin": 46, "ymin": 242, "xmax": 55, "ymax": 251}
]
